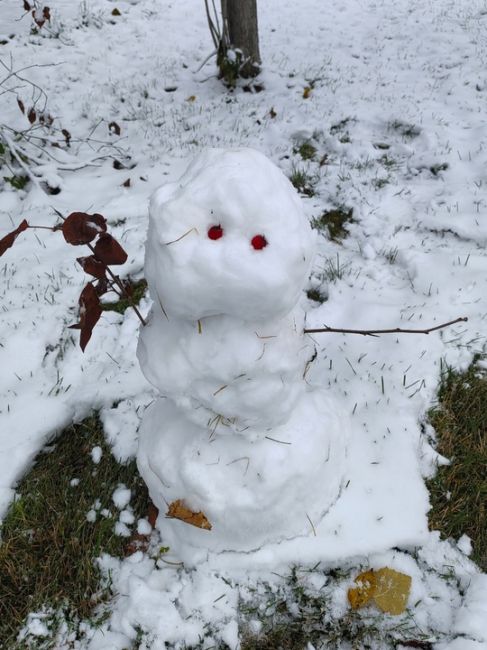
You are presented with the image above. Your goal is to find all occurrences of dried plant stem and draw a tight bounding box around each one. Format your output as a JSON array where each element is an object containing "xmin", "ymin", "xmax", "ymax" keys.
[
  {"xmin": 86, "ymin": 241, "xmax": 147, "ymax": 327},
  {"xmin": 304, "ymin": 316, "xmax": 468, "ymax": 337}
]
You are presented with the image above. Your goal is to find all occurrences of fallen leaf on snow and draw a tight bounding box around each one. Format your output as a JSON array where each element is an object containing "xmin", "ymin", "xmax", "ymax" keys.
[
  {"xmin": 348, "ymin": 567, "xmax": 411, "ymax": 615},
  {"xmin": 373, "ymin": 567, "xmax": 412, "ymax": 615},
  {"xmin": 348, "ymin": 569, "xmax": 377, "ymax": 609},
  {"xmin": 166, "ymin": 499, "xmax": 212, "ymax": 530}
]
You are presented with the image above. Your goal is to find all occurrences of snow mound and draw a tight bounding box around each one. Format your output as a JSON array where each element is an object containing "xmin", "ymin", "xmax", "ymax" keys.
[{"xmin": 138, "ymin": 392, "xmax": 348, "ymax": 557}]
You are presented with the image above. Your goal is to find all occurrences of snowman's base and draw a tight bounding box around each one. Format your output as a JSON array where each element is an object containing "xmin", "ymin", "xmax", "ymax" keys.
[{"xmin": 137, "ymin": 391, "xmax": 349, "ymax": 559}]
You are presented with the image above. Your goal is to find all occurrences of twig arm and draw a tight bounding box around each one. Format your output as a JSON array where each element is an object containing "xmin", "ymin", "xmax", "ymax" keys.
[{"xmin": 304, "ymin": 316, "xmax": 468, "ymax": 337}]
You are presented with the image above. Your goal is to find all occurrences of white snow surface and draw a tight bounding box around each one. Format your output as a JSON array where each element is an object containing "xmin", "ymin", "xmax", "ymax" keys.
[
  {"xmin": 1, "ymin": 0, "xmax": 487, "ymax": 647},
  {"xmin": 138, "ymin": 391, "xmax": 348, "ymax": 555}
]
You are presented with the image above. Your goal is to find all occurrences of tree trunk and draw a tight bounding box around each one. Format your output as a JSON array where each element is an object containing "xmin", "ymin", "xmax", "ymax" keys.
[{"xmin": 221, "ymin": 0, "xmax": 260, "ymax": 78}]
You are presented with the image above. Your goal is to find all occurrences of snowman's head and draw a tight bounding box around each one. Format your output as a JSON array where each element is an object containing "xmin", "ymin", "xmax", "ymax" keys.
[{"xmin": 145, "ymin": 148, "xmax": 316, "ymax": 322}]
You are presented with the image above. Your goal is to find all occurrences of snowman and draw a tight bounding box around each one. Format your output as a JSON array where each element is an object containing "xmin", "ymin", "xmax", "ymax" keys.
[{"xmin": 137, "ymin": 148, "xmax": 348, "ymax": 561}]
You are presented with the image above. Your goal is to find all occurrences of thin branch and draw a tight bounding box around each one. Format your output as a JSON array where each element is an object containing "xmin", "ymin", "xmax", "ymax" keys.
[
  {"xmin": 304, "ymin": 317, "xmax": 468, "ymax": 337},
  {"xmin": 85, "ymin": 242, "xmax": 146, "ymax": 327}
]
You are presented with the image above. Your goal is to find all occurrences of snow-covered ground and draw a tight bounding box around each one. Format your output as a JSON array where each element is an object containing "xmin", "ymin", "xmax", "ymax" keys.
[{"xmin": 1, "ymin": 0, "xmax": 487, "ymax": 647}]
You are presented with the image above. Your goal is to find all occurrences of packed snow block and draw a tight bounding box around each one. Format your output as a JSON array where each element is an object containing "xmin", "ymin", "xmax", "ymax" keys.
[
  {"xmin": 138, "ymin": 305, "xmax": 314, "ymax": 431},
  {"xmin": 144, "ymin": 148, "xmax": 315, "ymax": 322},
  {"xmin": 138, "ymin": 394, "xmax": 348, "ymax": 555},
  {"xmin": 137, "ymin": 147, "xmax": 349, "ymax": 559}
]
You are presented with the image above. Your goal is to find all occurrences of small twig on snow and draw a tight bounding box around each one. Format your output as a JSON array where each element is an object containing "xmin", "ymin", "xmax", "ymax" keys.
[{"xmin": 304, "ymin": 316, "xmax": 468, "ymax": 337}]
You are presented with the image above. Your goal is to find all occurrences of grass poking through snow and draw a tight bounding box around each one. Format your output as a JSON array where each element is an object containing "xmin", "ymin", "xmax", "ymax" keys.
[
  {"xmin": 428, "ymin": 360, "xmax": 487, "ymax": 570},
  {"xmin": 101, "ymin": 278, "xmax": 148, "ymax": 315},
  {"xmin": 0, "ymin": 415, "xmax": 149, "ymax": 647},
  {"xmin": 311, "ymin": 208, "xmax": 355, "ymax": 242}
]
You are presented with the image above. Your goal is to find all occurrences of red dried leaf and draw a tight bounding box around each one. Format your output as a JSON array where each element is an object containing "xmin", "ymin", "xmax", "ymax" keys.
[
  {"xmin": 94, "ymin": 233, "xmax": 128, "ymax": 265},
  {"xmin": 17, "ymin": 98, "xmax": 25, "ymax": 114},
  {"xmin": 62, "ymin": 212, "xmax": 107, "ymax": 245},
  {"xmin": 77, "ymin": 255, "xmax": 107, "ymax": 280},
  {"xmin": 31, "ymin": 9, "xmax": 45, "ymax": 27},
  {"xmin": 108, "ymin": 121, "xmax": 121, "ymax": 136},
  {"xmin": 0, "ymin": 219, "xmax": 29, "ymax": 257},
  {"xmin": 27, "ymin": 107, "xmax": 36, "ymax": 124},
  {"xmin": 148, "ymin": 502, "xmax": 159, "ymax": 528},
  {"xmin": 69, "ymin": 283, "xmax": 102, "ymax": 351},
  {"xmin": 42, "ymin": 6, "xmax": 51, "ymax": 20},
  {"xmin": 23, "ymin": 0, "xmax": 31, "ymax": 10}
]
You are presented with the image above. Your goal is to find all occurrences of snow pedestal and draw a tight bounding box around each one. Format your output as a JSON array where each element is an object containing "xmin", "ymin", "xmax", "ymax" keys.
[{"xmin": 137, "ymin": 148, "xmax": 348, "ymax": 559}]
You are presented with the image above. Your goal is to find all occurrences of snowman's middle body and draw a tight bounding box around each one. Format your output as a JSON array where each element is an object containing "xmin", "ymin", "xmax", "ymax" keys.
[{"xmin": 137, "ymin": 148, "xmax": 348, "ymax": 559}]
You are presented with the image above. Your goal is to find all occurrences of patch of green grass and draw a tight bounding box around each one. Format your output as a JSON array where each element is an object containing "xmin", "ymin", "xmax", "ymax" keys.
[
  {"xmin": 379, "ymin": 154, "xmax": 398, "ymax": 169},
  {"xmin": 240, "ymin": 567, "xmax": 431, "ymax": 650},
  {"xmin": 322, "ymin": 253, "xmax": 351, "ymax": 282},
  {"xmin": 388, "ymin": 120, "xmax": 421, "ymax": 139},
  {"xmin": 429, "ymin": 163, "xmax": 448, "ymax": 177},
  {"xmin": 295, "ymin": 141, "xmax": 317, "ymax": 161},
  {"xmin": 0, "ymin": 415, "xmax": 150, "ymax": 647},
  {"xmin": 102, "ymin": 278, "xmax": 147, "ymax": 315},
  {"xmin": 3, "ymin": 174, "xmax": 30, "ymax": 190},
  {"xmin": 428, "ymin": 360, "xmax": 487, "ymax": 570},
  {"xmin": 311, "ymin": 208, "xmax": 354, "ymax": 242},
  {"xmin": 372, "ymin": 177, "xmax": 390, "ymax": 190},
  {"xmin": 306, "ymin": 288, "xmax": 327, "ymax": 304},
  {"xmin": 289, "ymin": 167, "xmax": 316, "ymax": 197}
]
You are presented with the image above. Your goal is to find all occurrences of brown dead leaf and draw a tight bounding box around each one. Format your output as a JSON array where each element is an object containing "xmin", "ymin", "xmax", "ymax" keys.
[
  {"xmin": 348, "ymin": 567, "xmax": 411, "ymax": 615},
  {"xmin": 166, "ymin": 499, "xmax": 212, "ymax": 530},
  {"xmin": 373, "ymin": 567, "xmax": 412, "ymax": 615},
  {"xmin": 303, "ymin": 86, "xmax": 312, "ymax": 99},
  {"xmin": 348, "ymin": 569, "xmax": 377, "ymax": 609},
  {"xmin": 186, "ymin": 95, "xmax": 196, "ymax": 102}
]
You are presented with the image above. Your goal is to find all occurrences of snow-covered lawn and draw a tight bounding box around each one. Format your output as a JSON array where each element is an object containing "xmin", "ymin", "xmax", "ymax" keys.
[{"xmin": 1, "ymin": 0, "xmax": 486, "ymax": 647}]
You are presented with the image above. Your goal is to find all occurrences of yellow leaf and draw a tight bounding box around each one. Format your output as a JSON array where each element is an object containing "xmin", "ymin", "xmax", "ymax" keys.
[
  {"xmin": 303, "ymin": 86, "xmax": 312, "ymax": 99},
  {"xmin": 166, "ymin": 499, "xmax": 212, "ymax": 530},
  {"xmin": 373, "ymin": 567, "xmax": 411, "ymax": 615},
  {"xmin": 186, "ymin": 95, "xmax": 197, "ymax": 102},
  {"xmin": 347, "ymin": 569, "xmax": 377, "ymax": 609}
]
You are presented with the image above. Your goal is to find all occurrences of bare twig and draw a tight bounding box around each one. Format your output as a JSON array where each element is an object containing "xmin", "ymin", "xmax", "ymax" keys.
[
  {"xmin": 86, "ymin": 240, "xmax": 147, "ymax": 327},
  {"xmin": 304, "ymin": 316, "xmax": 468, "ymax": 337}
]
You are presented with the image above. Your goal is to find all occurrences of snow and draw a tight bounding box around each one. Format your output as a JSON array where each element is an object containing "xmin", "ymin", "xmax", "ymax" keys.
[
  {"xmin": 137, "ymin": 518, "xmax": 152, "ymax": 536},
  {"xmin": 90, "ymin": 446, "xmax": 102, "ymax": 464},
  {"xmin": 145, "ymin": 148, "xmax": 315, "ymax": 322},
  {"xmin": 1, "ymin": 0, "xmax": 487, "ymax": 647},
  {"xmin": 138, "ymin": 391, "xmax": 347, "ymax": 556},
  {"xmin": 112, "ymin": 485, "xmax": 131, "ymax": 510}
]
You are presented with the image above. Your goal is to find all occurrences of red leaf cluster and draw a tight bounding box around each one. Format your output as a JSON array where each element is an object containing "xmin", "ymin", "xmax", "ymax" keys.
[
  {"xmin": 64, "ymin": 213, "xmax": 129, "ymax": 350},
  {"xmin": 0, "ymin": 220, "xmax": 29, "ymax": 256},
  {"xmin": 1, "ymin": 209, "xmax": 133, "ymax": 352}
]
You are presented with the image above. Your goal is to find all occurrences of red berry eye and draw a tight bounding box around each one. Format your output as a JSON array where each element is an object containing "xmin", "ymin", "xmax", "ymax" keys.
[
  {"xmin": 208, "ymin": 225, "xmax": 223, "ymax": 240},
  {"xmin": 251, "ymin": 234, "xmax": 267, "ymax": 250}
]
